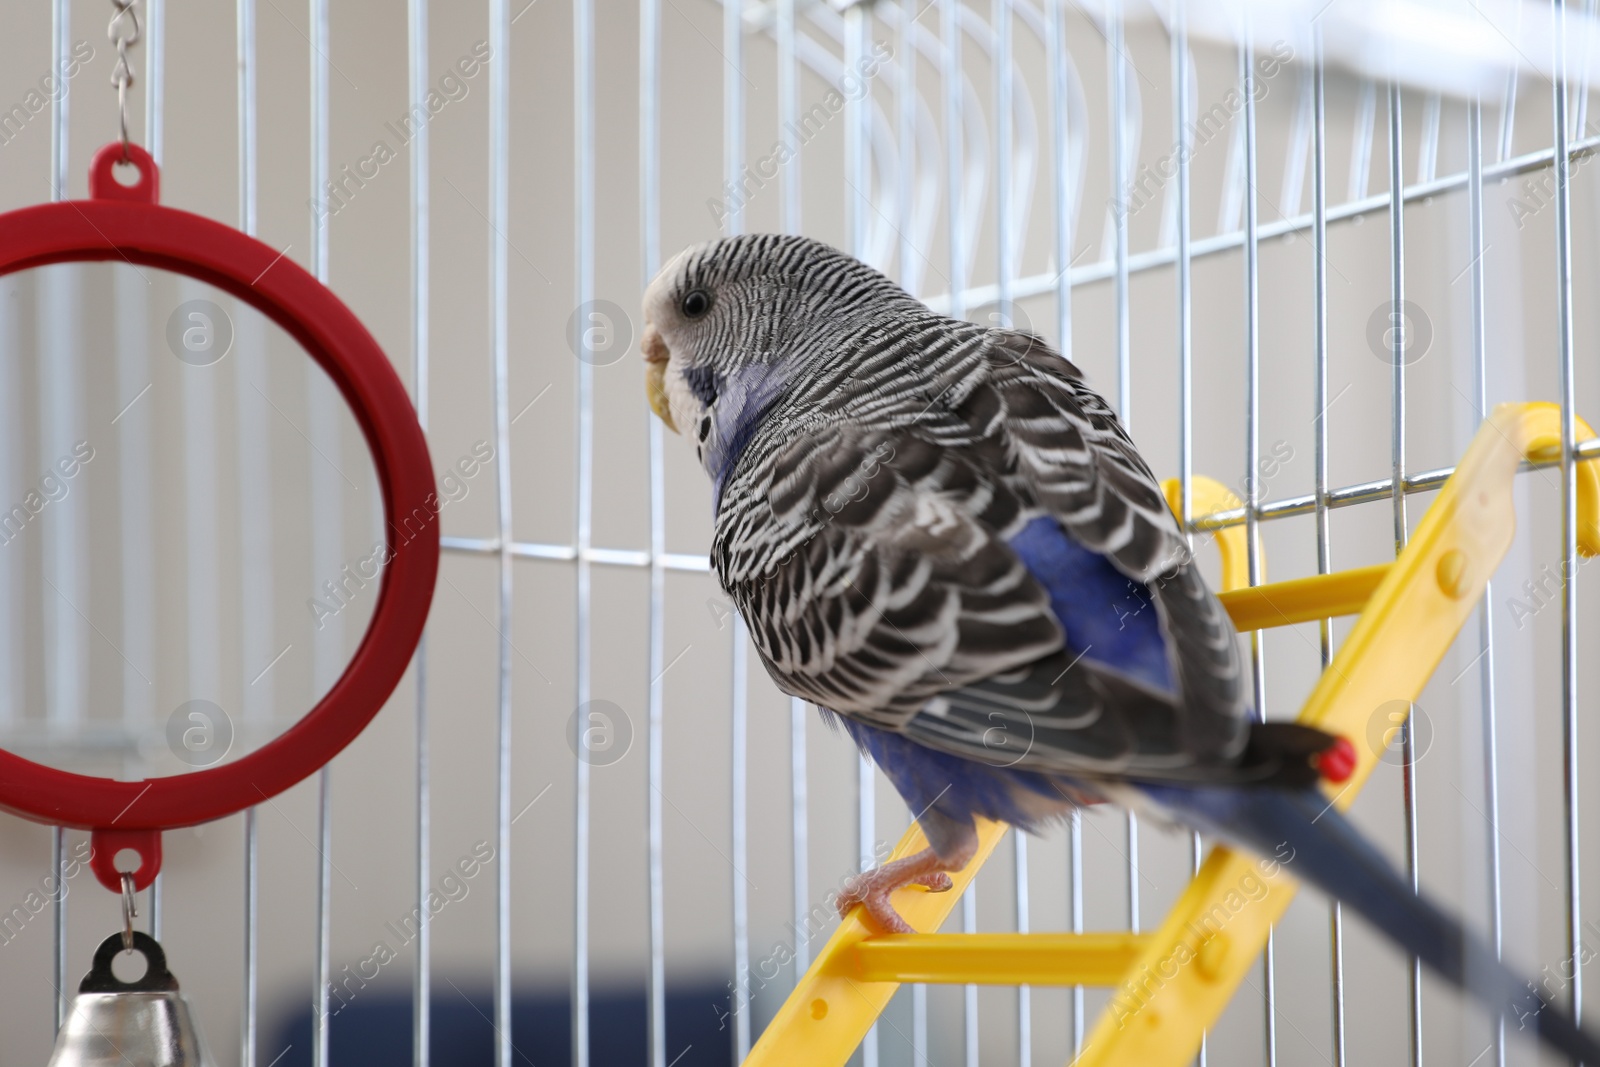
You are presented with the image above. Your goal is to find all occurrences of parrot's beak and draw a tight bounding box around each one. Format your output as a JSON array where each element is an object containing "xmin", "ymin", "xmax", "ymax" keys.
[{"xmin": 641, "ymin": 322, "xmax": 678, "ymax": 433}]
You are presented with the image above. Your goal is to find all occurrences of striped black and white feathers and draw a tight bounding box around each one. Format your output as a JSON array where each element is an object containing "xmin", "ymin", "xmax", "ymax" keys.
[
  {"xmin": 640, "ymin": 235, "xmax": 1600, "ymax": 1061},
  {"xmin": 644, "ymin": 233, "xmax": 1250, "ymax": 782}
]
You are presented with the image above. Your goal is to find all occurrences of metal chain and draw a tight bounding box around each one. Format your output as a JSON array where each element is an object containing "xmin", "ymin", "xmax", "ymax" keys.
[
  {"xmin": 120, "ymin": 872, "xmax": 138, "ymax": 952},
  {"xmin": 108, "ymin": 0, "xmax": 141, "ymax": 157}
]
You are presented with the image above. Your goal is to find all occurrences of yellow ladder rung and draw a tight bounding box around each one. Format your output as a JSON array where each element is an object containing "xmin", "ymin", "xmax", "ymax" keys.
[
  {"xmin": 849, "ymin": 933, "xmax": 1151, "ymax": 986},
  {"xmin": 1216, "ymin": 563, "xmax": 1391, "ymax": 631}
]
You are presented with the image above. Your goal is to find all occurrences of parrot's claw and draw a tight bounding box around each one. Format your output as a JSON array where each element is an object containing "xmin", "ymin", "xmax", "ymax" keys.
[{"xmin": 837, "ymin": 847, "xmax": 960, "ymax": 934}]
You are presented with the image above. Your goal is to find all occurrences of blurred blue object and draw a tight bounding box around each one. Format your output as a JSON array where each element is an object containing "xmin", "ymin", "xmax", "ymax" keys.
[{"xmin": 268, "ymin": 982, "xmax": 735, "ymax": 1066}]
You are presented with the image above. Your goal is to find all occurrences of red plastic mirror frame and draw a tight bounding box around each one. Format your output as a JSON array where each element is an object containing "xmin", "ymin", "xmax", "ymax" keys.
[{"xmin": 0, "ymin": 143, "xmax": 439, "ymax": 892}]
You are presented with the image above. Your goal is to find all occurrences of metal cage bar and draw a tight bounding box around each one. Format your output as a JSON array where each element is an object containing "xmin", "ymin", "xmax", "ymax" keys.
[
  {"xmin": 1465, "ymin": 84, "xmax": 1506, "ymax": 1067},
  {"xmin": 1238, "ymin": 33, "xmax": 1276, "ymax": 1067},
  {"xmin": 48, "ymin": 0, "xmax": 71, "ymax": 1034},
  {"xmin": 1309, "ymin": 26, "xmax": 1344, "ymax": 1067},
  {"xmin": 574, "ymin": 0, "xmax": 598, "ymax": 1059},
  {"xmin": 927, "ymin": 127, "xmax": 1600, "ymax": 316},
  {"xmin": 1551, "ymin": 0, "xmax": 1585, "ymax": 1035},
  {"xmin": 1044, "ymin": 1, "xmax": 1086, "ymax": 1054},
  {"xmin": 487, "ymin": 0, "xmax": 515, "ymax": 1061},
  {"xmin": 307, "ymin": 1, "xmax": 335, "ymax": 1063},
  {"xmin": 1171, "ymin": 3, "xmax": 1202, "ymax": 1064},
  {"xmin": 406, "ymin": 0, "xmax": 432, "ymax": 1062},
  {"xmin": 1382, "ymin": 72, "xmax": 1424, "ymax": 1067},
  {"xmin": 23, "ymin": 4, "xmax": 1600, "ymax": 1066},
  {"xmin": 641, "ymin": 3, "xmax": 668, "ymax": 1065},
  {"xmin": 237, "ymin": 0, "xmax": 263, "ymax": 1061},
  {"xmin": 1105, "ymin": 0, "xmax": 1142, "ymax": 967},
  {"xmin": 722, "ymin": 2, "xmax": 752, "ymax": 1063}
]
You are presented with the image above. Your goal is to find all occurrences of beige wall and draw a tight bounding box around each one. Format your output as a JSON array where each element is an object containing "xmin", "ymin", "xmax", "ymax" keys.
[{"xmin": 0, "ymin": 1, "xmax": 1598, "ymax": 1063}]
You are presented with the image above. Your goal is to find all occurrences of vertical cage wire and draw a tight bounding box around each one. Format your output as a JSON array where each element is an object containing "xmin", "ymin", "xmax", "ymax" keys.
[
  {"xmin": 965, "ymin": 881, "xmax": 980, "ymax": 1065},
  {"xmin": 145, "ymin": 0, "xmax": 163, "ymax": 162},
  {"xmin": 731, "ymin": 620, "xmax": 752, "ymax": 1064},
  {"xmin": 777, "ymin": 0, "xmax": 811, "ymax": 1023},
  {"xmin": 142, "ymin": 0, "xmax": 172, "ymax": 943},
  {"xmin": 312, "ymin": 783, "xmax": 333, "ymax": 1063},
  {"xmin": 1236, "ymin": 30, "xmax": 1306, "ymax": 1067},
  {"xmin": 1047, "ymin": 0, "xmax": 1072, "ymax": 365},
  {"xmin": 896, "ymin": 0, "xmax": 914, "ymax": 295},
  {"xmin": 20, "ymin": 4, "xmax": 1600, "ymax": 1065},
  {"xmin": 1014, "ymin": 837, "xmax": 1030, "ymax": 1067},
  {"xmin": 785, "ymin": 692, "xmax": 809, "ymax": 974},
  {"xmin": 775, "ymin": 15, "xmax": 814, "ymax": 1056},
  {"xmin": 0, "ymin": 261, "xmax": 11, "ymax": 913},
  {"xmin": 117, "ymin": 269, "xmax": 156, "ymax": 937},
  {"xmin": 307, "ymin": 0, "xmax": 335, "ymax": 1061},
  {"xmin": 1383, "ymin": 74, "xmax": 1424, "ymax": 1067},
  {"xmin": 721, "ymin": 2, "xmax": 752, "ymax": 1062},
  {"xmin": 990, "ymin": 2, "xmax": 1031, "ymax": 1061},
  {"xmin": 131, "ymin": 17, "xmax": 165, "ymax": 969},
  {"xmin": 1309, "ymin": 25, "xmax": 1343, "ymax": 1067},
  {"xmin": 487, "ymin": 0, "xmax": 514, "ymax": 1062},
  {"xmin": 1107, "ymin": 0, "xmax": 1130, "ymax": 427},
  {"xmin": 181, "ymin": 355, "xmax": 220, "ymax": 961},
  {"xmin": 573, "ymin": 0, "xmax": 598, "ymax": 1062},
  {"xmin": 1170, "ymin": 1, "xmax": 1192, "ymax": 732},
  {"xmin": 940, "ymin": 0, "xmax": 964, "ymax": 321},
  {"xmin": 1104, "ymin": 0, "xmax": 1142, "ymax": 948},
  {"xmin": 237, "ymin": 0, "xmax": 261, "ymax": 1060},
  {"xmin": 1465, "ymin": 85, "xmax": 1506, "ymax": 1067},
  {"xmin": 894, "ymin": 6, "xmax": 927, "ymax": 1056},
  {"xmin": 1170, "ymin": 5, "xmax": 1204, "ymax": 1065},
  {"xmin": 47, "ymin": 0, "xmax": 71, "ymax": 1034},
  {"xmin": 1238, "ymin": 32, "xmax": 1277, "ymax": 1067},
  {"xmin": 1577, "ymin": 0, "xmax": 1596, "ymax": 138},
  {"xmin": 1230, "ymin": 33, "xmax": 1271, "ymax": 1067},
  {"xmin": 937, "ymin": 5, "xmax": 983, "ymax": 1064},
  {"xmin": 1043, "ymin": 1, "xmax": 1086, "ymax": 1054},
  {"xmin": 841, "ymin": 8, "xmax": 880, "ymax": 1064},
  {"xmin": 407, "ymin": 0, "xmax": 432, "ymax": 1060},
  {"xmin": 1551, "ymin": 0, "xmax": 1584, "ymax": 1032},
  {"xmin": 641, "ymin": 2, "xmax": 667, "ymax": 1064},
  {"xmin": 0, "ymin": 163, "xmax": 15, "ymax": 918},
  {"xmin": 51, "ymin": 828, "xmax": 64, "ymax": 1029},
  {"xmin": 50, "ymin": 0, "xmax": 69, "ymax": 198}
]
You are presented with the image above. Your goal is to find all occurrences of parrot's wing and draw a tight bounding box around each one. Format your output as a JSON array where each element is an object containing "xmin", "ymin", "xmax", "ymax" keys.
[
  {"xmin": 898, "ymin": 561, "xmax": 1252, "ymax": 776},
  {"xmin": 975, "ymin": 330, "xmax": 1193, "ymax": 583},
  {"xmin": 975, "ymin": 334, "xmax": 1253, "ymax": 762},
  {"xmin": 715, "ymin": 397, "xmax": 1250, "ymax": 778},
  {"xmin": 717, "ymin": 423, "xmax": 1066, "ymax": 726}
]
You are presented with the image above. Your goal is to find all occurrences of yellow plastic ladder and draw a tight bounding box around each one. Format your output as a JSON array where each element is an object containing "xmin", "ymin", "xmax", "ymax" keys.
[{"xmin": 745, "ymin": 402, "xmax": 1600, "ymax": 1067}]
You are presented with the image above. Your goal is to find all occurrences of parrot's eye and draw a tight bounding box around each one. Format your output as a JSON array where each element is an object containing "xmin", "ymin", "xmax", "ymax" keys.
[{"xmin": 681, "ymin": 289, "xmax": 712, "ymax": 319}]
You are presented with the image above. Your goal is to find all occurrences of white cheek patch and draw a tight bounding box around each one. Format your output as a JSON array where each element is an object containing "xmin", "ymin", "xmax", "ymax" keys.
[{"xmin": 663, "ymin": 364, "xmax": 708, "ymax": 462}]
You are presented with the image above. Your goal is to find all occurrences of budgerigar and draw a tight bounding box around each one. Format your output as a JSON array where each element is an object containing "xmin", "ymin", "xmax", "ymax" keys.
[{"xmin": 641, "ymin": 233, "xmax": 1595, "ymax": 1059}]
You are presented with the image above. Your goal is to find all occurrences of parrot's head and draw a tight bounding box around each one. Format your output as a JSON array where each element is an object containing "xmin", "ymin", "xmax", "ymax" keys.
[{"xmin": 642, "ymin": 233, "xmax": 913, "ymax": 483}]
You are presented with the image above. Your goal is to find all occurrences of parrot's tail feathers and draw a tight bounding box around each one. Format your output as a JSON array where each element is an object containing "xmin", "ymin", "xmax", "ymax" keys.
[{"xmin": 1155, "ymin": 783, "xmax": 1599, "ymax": 1064}]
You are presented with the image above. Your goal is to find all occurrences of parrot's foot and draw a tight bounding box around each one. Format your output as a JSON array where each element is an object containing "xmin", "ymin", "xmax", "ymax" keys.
[{"xmin": 837, "ymin": 845, "xmax": 971, "ymax": 934}]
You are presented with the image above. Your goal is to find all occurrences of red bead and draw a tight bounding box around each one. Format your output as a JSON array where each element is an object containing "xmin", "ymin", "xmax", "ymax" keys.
[{"xmin": 1316, "ymin": 736, "xmax": 1358, "ymax": 784}]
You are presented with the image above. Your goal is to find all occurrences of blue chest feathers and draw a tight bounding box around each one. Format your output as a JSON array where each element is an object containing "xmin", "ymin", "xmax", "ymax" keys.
[{"xmin": 702, "ymin": 361, "xmax": 793, "ymax": 511}]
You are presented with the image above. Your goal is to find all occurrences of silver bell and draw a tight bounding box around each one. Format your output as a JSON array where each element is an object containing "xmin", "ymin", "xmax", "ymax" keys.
[{"xmin": 47, "ymin": 931, "xmax": 215, "ymax": 1067}]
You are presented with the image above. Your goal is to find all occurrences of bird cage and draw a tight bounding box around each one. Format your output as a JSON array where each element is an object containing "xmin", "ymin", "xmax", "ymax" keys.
[{"xmin": 0, "ymin": 0, "xmax": 1597, "ymax": 1065}]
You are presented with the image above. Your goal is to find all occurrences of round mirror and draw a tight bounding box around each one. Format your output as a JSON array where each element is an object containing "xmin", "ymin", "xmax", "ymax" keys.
[{"xmin": 0, "ymin": 262, "xmax": 396, "ymax": 779}]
